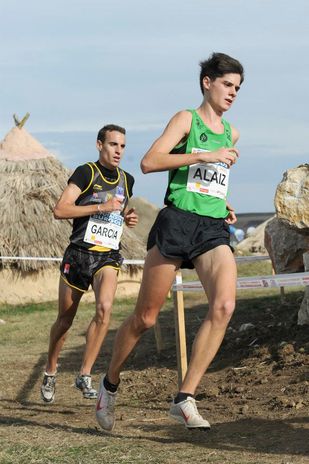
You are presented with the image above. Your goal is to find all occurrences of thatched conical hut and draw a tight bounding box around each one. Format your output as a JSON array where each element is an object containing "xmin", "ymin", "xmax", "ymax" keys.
[
  {"xmin": 0, "ymin": 122, "xmax": 71, "ymax": 272},
  {"xmin": 0, "ymin": 117, "xmax": 146, "ymax": 303}
]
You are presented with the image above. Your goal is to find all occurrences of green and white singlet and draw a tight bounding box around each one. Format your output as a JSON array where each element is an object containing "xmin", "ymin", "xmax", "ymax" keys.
[{"xmin": 164, "ymin": 109, "xmax": 234, "ymax": 218}]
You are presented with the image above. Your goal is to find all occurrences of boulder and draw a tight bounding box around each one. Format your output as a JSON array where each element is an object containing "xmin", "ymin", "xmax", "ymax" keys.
[
  {"xmin": 266, "ymin": 164, "xmax": 309, "ymax": 325},
  {"xmin": 274, "ymin": 164, "xmax": 309, "ymax": 229},
  {"xmin": 264, "ymin": 217, "xmax": 309, "ymax": 273}
]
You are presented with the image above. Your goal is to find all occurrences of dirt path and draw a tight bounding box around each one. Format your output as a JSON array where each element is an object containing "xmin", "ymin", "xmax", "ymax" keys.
[{"xmin": 0, "ymin": 291, "xmax": 308, "ymax": 463}]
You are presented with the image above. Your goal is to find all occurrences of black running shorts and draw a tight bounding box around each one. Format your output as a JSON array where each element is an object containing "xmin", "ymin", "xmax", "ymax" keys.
[
  {"xmin": 60, "ymin": 243, "xmax": 123, "ymax": 292},
  {"xmin": 147, "ymin": 205, "xmax": 232, "ymax": 269}
]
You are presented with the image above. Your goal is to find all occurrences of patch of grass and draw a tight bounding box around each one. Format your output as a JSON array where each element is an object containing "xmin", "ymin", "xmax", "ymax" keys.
[
  {"xmin": 0, "ymin": 442, "xmax": 251, "ymax": 464},
  {"xmin": 0, "ymin": 301, "xmax": 56, "ymax": 317},
  {"xmin": 237, "ymin": 259, "xmax": 273, "ymax": 277},
  {"xmin": 0, "ymin": 296, "xmax": 137, "ymax": 348},
  {"xmin": 0, "ymin": 296, "xmax": 137, "ymax": 318}
]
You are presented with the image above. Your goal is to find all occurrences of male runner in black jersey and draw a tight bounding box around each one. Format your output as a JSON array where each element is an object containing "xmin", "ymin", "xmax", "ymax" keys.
[{"xmin": 41, "ymin": 124, "xmax": 138, "ymax": 403}]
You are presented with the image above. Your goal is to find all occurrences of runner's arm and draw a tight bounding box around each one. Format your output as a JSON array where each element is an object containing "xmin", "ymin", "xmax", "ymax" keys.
[
  {"xmin": 141, "ymin": 111, "xmax": 239, "ymax": 173},
  {"xmin": 53, "ymin": 183, "xmax": 122, "ymax": 219},
  {"xmin": 231, "ymin": 125, "xmax": 240, "ymax": 145}
]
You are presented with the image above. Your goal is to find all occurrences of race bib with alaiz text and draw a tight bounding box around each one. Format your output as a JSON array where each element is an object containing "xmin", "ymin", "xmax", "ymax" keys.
[{"xmin": 186, "ymin": 148, "xmax": 230, "ymax": 200}]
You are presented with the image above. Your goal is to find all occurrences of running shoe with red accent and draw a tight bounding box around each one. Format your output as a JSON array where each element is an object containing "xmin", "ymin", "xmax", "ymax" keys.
[
  {"xmin": 95, "ymin": 376, "xmax": 117, "ymax": 431},
  {"xmin": 169, "ymin": 397, "xmax": 211, "ymax": 429}
]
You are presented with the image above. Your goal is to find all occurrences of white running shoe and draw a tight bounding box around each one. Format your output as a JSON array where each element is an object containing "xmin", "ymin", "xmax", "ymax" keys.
[
  {"xmin": 169, "ymin": 397, "xmax": 211, "ymax": 430},
  {"xmin": 41, "ymin": 373, "xmax": 56, "ymax": 403},
  {"xmin": 75, "ymin": 374, "xmax": 97, "ymax": 399},
  {"xmin": 95, "ymin": 376, "xmax": 117, "ymax": 431}
]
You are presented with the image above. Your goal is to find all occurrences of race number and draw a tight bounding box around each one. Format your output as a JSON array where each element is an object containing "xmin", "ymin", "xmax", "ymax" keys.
[{"xmin": 84, "ymin": 212, "xmax": 124, "ymax": 249}]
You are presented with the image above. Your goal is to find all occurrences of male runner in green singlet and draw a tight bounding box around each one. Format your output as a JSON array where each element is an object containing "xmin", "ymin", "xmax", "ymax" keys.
[
  {"xmin": 40, "ymin": 124, "xmax": 138, "ymax": 404},
  {"xmin": 96, "ymin": 53, "xmax": 244, "ymax": 431}
]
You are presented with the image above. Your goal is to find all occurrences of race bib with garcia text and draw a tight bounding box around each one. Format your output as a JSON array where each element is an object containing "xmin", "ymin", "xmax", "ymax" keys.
[
  {"xmin": 83, "ymin": 211, "xmax": 124, "ymax": 250},
  {"xmin": 186, "ymin": 148, "xmax": 229, "ymax": 200}
]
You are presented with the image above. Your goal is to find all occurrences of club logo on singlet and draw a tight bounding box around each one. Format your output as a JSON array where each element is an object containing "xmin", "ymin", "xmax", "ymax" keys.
[{"xmin": 199, "ymin": 133, "xmax": 208, "ymax": 142}]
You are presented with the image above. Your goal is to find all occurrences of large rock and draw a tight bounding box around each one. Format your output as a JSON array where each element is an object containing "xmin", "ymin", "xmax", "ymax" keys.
[
  {"xmin": 268, "ymin": 164, "xmax": 309, "ymax": 325},
  {"xmin": 264, "ymin": 217, "xmax": 309, "ymax": 273},
  {"xmin": 275, "ymin": 164, "xmax": 309, "ymax": 229}
]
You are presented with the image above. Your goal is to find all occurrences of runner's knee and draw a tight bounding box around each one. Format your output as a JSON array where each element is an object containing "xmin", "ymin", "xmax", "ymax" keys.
[
  {"xmin": 132, "ymin": 309, "xmax": 158, "ymax": 332},
  {"xmin": 57, "ymin": 313, "xmax": 74, "ymax": 332},
  {"xmin": 95, "ymin": 300, "xmax": 113, "ymax": 324},
  {"xmin": 211, "ymin": 299, "xmax": 235, "ymax": 325}
]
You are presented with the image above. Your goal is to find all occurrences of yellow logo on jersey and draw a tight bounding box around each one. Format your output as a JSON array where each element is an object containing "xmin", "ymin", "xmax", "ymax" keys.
[{"xmin": 93, "ymin": 184, "xmax": 103, "ymax": 190}]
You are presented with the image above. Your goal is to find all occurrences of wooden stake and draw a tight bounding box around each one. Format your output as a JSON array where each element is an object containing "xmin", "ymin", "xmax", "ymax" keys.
[{"xmin": 173, "ymin": 271, "xmax": 187, "ymax": 388}]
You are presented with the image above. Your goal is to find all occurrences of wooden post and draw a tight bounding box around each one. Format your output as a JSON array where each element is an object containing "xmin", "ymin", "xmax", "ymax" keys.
[
  {"xmin": 154, "ymin": 319, "xmax": 164, "ymax": 353},
  {"xmin": 298, "ymin": 252, "xmax": 309, "ymax": 325},
  {"xmin": 280, "ymin": 285, "xmax": 285, "ymax": 303},
  {"xmin": 173, "ymin": 271, "xmax": 187, "ymax": 388},
  {"xmin": 272, "ymin": 265, "xmax": 285, "ymax": 302}
]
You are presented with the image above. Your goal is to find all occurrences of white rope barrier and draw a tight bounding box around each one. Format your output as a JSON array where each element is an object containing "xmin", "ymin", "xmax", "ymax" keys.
[
  {"xmin": 0, "ymin": 255, "xmax": 269, "ymax": 264},
  {"xmin": 173, "ymin": 271, "xmax": 309, "ymax": 292},
  {"xmin": 4, "ymin": 255, "xmax": 303, "ymax": 293},
  {"xmin": 0, "ymin": 256, "xmax": 144, "ymax": 265},
  {"xmin": 0, "ymin": 256, "xmax": 62, "ymax": 262}
]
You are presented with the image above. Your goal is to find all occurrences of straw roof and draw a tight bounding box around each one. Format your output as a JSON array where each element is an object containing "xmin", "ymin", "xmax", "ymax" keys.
[
  {"xmin": 0, "ymin": 121, "xmax": 71, "ymax": 272},
  {"xmin": 0, "ymin": 119, "xmax": 147, "ymax": 274},
  {"xmin": 0, "ymin": 126, "xmax": 51, "ymax": 161}
]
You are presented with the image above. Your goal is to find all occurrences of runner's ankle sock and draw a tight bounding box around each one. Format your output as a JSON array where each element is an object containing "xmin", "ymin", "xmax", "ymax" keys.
[
  {"xmin": 174, "ymin": 392, "xmax": 194, "ymax": 404},
  {"xmin": 45, "ymin": 371, "xmax": 57, "ymax": 376},
  {"xmin": 104, "ymin": 375, "xmax": 120, "ymax": 393}
]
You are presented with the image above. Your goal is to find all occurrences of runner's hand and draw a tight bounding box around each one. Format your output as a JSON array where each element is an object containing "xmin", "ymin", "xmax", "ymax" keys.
[
  {"xmin": 124, "ymin": 207, "xmax": 138, "ymax": 227},
  {"xmin": 225, "ymin": 204, "xmax": 237, "ymax": 225},
  {"xmin": 102, "ymin": 197, "xmax": 123, "ymax": 212},
  {"xmin": 200, "ymin": 147, "xmax": 239, "ymax": 166}
]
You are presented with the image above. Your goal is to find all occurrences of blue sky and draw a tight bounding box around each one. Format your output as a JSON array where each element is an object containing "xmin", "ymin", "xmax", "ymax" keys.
[{"xmin": 1, "ymin": 0, "xmax": 308, "ymax": 212}]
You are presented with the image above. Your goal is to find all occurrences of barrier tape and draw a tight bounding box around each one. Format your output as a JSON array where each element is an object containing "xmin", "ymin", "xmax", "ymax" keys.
[
  {"xmin": 0, "ymin": 256, "xmax": 144, "ymax": 265},
  {"xmin": 172, "ymin": 272, "xmax": 309, "ymax": 292},
  {"xmin": 1, "ymin": 255, "xmax": 307, "ymax": 290}
]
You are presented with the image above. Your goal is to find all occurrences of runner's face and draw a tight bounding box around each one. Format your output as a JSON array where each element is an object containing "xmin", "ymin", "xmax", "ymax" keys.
[
  {"xmin": 97, "ymin": 131, "xmax": 126, "ymax": 169},
  {"xmin": 204, "ymin": 73, "xmax": 241, "ymax": 113}
]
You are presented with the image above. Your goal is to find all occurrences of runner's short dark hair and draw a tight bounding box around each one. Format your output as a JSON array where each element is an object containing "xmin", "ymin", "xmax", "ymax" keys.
[
  {"xmin": 199, "ymin": 53, "xmax": 244, "ymax": 94},
  {"xmin": 97, "ymin": 124, "xmax": 126, "ymax": 142}
]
